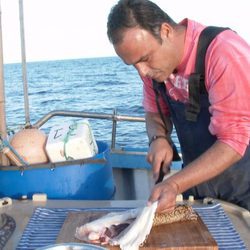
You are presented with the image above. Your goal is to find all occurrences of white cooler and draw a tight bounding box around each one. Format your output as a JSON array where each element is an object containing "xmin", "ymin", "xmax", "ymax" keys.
[{"xmin": 45, "ymin": 120, "xmax": 98, "ymax": 163}]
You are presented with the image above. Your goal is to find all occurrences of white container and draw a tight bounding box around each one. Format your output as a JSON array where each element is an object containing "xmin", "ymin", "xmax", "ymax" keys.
[{"xmin": 45, "ymin": 120, "xmax": 98, "ymax": 163}]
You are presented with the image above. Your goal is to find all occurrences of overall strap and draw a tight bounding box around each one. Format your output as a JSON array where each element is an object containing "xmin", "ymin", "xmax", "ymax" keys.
[
  {"xmin": 185, "ymin": 26, "xmax": 230, "ymax": 121},
  {"xmin": 152, "ymin": 80, "xmax": 181, "ymax": 161},
  {"xmin": 152, "ymin": 80, "xmax": 169, "ymax": 129}
]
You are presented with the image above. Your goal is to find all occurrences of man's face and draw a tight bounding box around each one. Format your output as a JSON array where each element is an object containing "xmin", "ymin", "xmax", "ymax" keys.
[{"xmin": 114, "ymin": 26, "xmax": 180, "ymax": 82}]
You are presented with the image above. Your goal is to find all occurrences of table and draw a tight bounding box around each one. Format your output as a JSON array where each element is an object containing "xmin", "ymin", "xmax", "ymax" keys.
[{"xmin": 1, "ymin": 199, "xmax": 249, "ymax": 249}]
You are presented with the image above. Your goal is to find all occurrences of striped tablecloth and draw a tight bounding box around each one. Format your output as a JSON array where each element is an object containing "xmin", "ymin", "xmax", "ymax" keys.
[{"xmin": 16, "ymin": 203, "xmax": 246, "ymax": 250}]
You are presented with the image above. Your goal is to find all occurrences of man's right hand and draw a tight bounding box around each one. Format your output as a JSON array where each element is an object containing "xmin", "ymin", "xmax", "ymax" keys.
[{"xmin": 147, "ymin": 138, "xmax": 173, "ymax": 182}]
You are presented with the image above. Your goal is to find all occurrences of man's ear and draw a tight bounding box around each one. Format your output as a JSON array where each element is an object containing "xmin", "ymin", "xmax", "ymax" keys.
[{"xmin": 160, "ymin": 23, "xmax": 173, "ymax": 41}]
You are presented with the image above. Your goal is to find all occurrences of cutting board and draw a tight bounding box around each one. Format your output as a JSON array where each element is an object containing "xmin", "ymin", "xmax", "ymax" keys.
[{"xmin": 56, "ymin": 210, "xmax": 218, "ymax": 250}]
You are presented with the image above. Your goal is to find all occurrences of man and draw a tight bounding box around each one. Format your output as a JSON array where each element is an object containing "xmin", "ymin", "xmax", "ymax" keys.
[{"xmin": 107, "ymin": 0, "xmax": 250, "ymax": 211}]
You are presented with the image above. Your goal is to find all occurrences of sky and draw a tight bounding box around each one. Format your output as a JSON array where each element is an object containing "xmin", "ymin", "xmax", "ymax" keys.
[{"xmin": 1, "ymin": 0, "xmax": 250, "ymax": 64}]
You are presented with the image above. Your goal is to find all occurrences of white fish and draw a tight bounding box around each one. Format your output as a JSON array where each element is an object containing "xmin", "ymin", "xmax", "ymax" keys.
[
  {"xmin": 110, "ymin": 201, "xmax": 158, "ymax": 250},
  {"xmin": 75, "ymin": 206, "xmax": 143, "ymax": 244},
  {"xmin": 75, "ymin": 203, "xmax": 197, "ymax": 249},
  {"xmin": 75, "ymin": 202, "xmax": 157, "ymax": 249}
]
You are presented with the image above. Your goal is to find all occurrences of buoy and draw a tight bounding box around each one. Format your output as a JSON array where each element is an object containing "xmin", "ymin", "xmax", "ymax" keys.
[{"xmin": 10, "ymin": 128, "xmax": 49, "ymax": 165}]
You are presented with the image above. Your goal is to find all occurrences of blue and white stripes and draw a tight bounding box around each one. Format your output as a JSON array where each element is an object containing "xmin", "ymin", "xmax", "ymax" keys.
[{"xmin": 195, "ymin": 205, "xmax": 246, "ymax": 250}]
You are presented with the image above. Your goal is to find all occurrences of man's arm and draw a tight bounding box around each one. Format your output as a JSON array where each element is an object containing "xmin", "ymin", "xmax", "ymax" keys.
[
  {"xmin": 149, "ymin": 140, "xmax": 242, "ymax": 212},
  {"xmin": 146, "ymin": 111, "xmax": 172, "ymax": 141},
  {"xmin": 146, "ymin": 111, "xmax": 174, "ymax": 180}
]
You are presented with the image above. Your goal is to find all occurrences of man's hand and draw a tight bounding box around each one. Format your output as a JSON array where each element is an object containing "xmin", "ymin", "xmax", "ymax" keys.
[
  {"xmin": 148, "ymin": 179, "xmax": 179, "ymax": 213},
  {"xmin": 147, "ymin": 138, "xmax": 173, "ymax": 182}
]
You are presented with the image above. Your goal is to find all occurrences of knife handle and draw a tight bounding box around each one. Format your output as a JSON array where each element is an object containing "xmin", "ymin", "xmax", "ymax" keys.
[{"xmin": 155, "ymin": 163, "xmax": 165, "ymax": 184}]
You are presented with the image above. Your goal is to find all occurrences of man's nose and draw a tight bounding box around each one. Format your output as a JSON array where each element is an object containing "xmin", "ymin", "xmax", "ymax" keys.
[{"xmin": 134, "ymin": 63, "xmax": 148, "ymax": 77}]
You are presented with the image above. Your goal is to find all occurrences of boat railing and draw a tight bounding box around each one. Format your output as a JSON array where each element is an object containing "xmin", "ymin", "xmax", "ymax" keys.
[{"xmin": 32, "ymin": 109, "xmax": 146, "ymax": 150}]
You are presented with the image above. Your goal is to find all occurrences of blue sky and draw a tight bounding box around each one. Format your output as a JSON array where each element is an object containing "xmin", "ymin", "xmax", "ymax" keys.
[{"xmin": 1, "ymin": 0, "xmax": 250, "ymax": 63}]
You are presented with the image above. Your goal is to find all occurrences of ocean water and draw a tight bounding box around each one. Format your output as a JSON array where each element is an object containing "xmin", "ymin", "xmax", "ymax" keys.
[{"xmin": 4, "ymin": 56, "xmax": 179, "ymax": 149}]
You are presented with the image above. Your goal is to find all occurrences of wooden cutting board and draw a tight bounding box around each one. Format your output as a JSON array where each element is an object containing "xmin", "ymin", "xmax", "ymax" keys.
[{"xmin": 56, "ymin": 210, "xmax": 218, "ymax": 250}]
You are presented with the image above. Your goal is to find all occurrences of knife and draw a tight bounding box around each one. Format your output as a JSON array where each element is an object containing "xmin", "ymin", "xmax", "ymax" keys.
[{"xmin": 155, "ymin": 163, "xmax": 165, "ymax": 184}]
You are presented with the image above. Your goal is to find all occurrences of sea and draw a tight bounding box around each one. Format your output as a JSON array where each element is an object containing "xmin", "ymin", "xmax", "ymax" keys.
[{"xmin": 3, "ymin": 56, "xmax": 179, "ymax": 150}]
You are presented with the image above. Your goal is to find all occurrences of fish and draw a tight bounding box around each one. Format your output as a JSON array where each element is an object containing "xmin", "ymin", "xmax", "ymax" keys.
[
  {"xmin": 75, "ymin": 203, "xmax": 198, "ymax": 249},
  {"xmin": 75, "ymin": 207, "xmax": 142, "ymax": 245}
]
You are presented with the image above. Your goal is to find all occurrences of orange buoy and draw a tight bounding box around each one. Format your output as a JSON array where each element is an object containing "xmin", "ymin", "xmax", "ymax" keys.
[{"xmin": 10, "ymin": 128, "xmax": 49, "ymax": 164}]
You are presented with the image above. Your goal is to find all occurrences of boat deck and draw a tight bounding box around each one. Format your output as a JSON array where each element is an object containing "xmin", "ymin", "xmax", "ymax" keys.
[{"xmin": 0, "ymin": 150, "xmax": 249, "ymax": 249}]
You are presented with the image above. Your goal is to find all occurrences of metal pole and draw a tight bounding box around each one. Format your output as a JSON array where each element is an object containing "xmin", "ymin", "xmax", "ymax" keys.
[
  {"xmin": 19, "ymin": 0, "xmax": 30, "ymax": 127},
  {"xmin": 32, "ymin": 110, "xmax": 145, "ymax": 128},
  {"xmin": 111, "ymin": 109, "xmax": 117, "ymax": 149},
  {"xmin": 0, "ymin": 1, "xmax": 9, "ymax": 165}
]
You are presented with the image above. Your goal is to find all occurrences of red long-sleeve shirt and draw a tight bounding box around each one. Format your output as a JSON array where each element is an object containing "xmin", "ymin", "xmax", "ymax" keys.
[{"xmin": 143, "ymin": 19, "xmax": 250, "ymax": 156}]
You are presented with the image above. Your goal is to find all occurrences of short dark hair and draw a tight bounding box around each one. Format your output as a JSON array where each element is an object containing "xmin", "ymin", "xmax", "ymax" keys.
[{"xmin": 107, "ymin": 0, "xmax": 176, "ymax": 45}]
